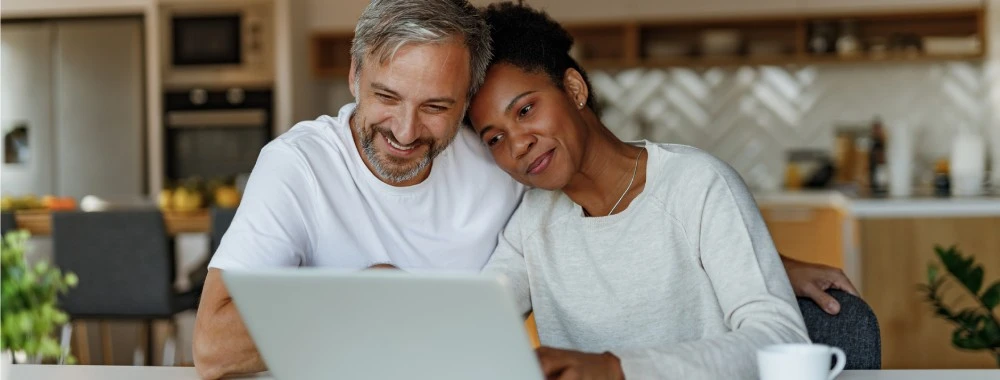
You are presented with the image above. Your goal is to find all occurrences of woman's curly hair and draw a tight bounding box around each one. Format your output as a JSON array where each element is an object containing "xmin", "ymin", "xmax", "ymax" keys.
[{"xmin": 480, "ymin": 1, "xmax": 598, "ymax": 113}]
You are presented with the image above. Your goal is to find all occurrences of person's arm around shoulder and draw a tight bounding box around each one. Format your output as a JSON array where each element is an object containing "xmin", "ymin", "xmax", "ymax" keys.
[
  {"xmin": 781, "ymin": 254, "xmax": 860, "ymax": 315},
  {"xmin": 193, "ymin": 142, "xmax": 316, "ymax": 378}
]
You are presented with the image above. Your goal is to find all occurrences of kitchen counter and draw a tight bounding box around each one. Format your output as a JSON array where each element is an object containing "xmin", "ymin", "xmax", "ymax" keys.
[
  {"xmin": 753, "ymin": 190, "xmax": 852, "ymax": 209},
  {"xmin": 753, "ymin": 190, "xmax": 1000, "ymax": 218},
  {"xmin": 11, "ymin": 209, "xmax": 210, "ymax": 236},
  {"xmin": 850, "ymin": 196, "xmax": 1000, "ymax": 218}
]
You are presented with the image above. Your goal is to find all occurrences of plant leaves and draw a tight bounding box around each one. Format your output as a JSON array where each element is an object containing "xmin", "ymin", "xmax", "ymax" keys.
[
  {"xmin": 982, "ymin": 318, "xmax": 1000, "ymax": 346},
  {"xmin": 935, "ymin": 245, "xmax": 986, "ymax": 295},
  {"xmin": 980, "ymin": 281, "xmax": 1000, "ymax": 310},
  {"xmin": 952, "ymin": 328, "xmax": 990, "ymax": 350},
  {"xmin": 966, "ymin": 267, "xmax": 984, "ymax": 295}
]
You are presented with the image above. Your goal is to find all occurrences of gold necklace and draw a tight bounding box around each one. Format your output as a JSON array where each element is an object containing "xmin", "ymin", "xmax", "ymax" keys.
[{"xmin": 585, "ymin": 148, "xmax": 645, "ymax": 217}]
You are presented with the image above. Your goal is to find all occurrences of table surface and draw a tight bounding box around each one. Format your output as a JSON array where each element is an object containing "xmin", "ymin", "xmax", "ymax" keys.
[{"xmin": 8, "ymin": 365, "xmax": 1000, "ymax": 379}]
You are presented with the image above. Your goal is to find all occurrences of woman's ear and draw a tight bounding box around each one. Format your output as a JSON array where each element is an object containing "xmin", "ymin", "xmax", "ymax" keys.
[{"xmin": 562, "ymin": 68, "xmax": 589, "ymax": 109}]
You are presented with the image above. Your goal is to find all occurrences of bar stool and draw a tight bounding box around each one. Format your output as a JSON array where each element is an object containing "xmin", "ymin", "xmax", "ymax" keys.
[{"xmin": 51, "ymin": 210, "xmax": 198, "ymax": 365}]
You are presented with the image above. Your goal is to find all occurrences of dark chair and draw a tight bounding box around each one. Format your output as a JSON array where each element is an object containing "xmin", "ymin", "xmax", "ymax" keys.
[
  {"xmin": 51, "ymin": 210, "xmax": 199, "ymax": 365},
  {"xmin": 1, "ymin": 212, "xmax": 17, "ymax": 236},
  {"xmin": 797, "ymin": 290, "xmax": 881, "ymax": 370},
  {"xmin": 186, "ymin": 207, "xmax": 239, "ymax": 293},
  {"xmin": 209, "ymin": 207, "xmax": 238, "ymax": 255}
]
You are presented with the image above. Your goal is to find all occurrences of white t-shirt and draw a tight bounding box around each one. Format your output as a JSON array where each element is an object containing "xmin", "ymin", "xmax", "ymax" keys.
[{"xmin": 208, "ymin": 103, "xmax": 524, "ymax": 271}]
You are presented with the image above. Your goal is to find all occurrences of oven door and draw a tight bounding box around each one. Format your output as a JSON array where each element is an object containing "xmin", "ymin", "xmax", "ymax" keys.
[
  {"xmin": 171, "ymin": 14, "xmax": 242, "ymax": 66},
  {"xmin": 165, "ymin": 109, "xmax": 268, "ymax": 181}
]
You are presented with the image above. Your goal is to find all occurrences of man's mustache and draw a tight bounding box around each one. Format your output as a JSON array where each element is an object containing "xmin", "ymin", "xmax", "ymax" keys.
[{"xmin": 369, "ymin": 125, "xmax": 436, "ymax": 149}]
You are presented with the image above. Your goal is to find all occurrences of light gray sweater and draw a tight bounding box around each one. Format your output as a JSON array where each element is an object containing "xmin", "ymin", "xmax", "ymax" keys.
[{"xmin": 483, "ymin": 142, "xmax": 810, "ymax": 379}]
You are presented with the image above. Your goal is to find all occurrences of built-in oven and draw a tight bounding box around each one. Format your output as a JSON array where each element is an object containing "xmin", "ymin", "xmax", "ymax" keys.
[
  {"xmin": 160, "ymin": 1, "xmax": 274, "ymax": 88},
  {"xmin": 164, "ymin": 88, "xmax": 272, "ymax": 184}
]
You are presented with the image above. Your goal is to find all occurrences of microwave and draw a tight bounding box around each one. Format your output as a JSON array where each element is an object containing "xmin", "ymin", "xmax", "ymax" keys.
[{"xmin": 160, "ymin": 1, "xmax": 274, "ymax": 88}]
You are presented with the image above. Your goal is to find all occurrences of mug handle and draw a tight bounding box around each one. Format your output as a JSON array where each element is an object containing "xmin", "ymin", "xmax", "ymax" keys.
[{"xmin": 828, "ymin": 347, "xmax": 847, "ymax": 380}]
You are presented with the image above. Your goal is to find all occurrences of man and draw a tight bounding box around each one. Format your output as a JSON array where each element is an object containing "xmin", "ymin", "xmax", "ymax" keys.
[{"xmin": 192, "ymin": 1, "xmax": 857, "ymax": 378}]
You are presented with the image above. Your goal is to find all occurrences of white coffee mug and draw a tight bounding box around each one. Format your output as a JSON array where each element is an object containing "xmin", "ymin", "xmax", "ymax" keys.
[{"xmin": 758, "ymin": 343, "xmax": 846, "ymax": 380}]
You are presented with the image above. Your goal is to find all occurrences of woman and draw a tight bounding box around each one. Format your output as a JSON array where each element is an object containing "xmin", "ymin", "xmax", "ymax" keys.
[{"xmin": 470, "ymin": 3, "xmax": 811, "ymax": 379}]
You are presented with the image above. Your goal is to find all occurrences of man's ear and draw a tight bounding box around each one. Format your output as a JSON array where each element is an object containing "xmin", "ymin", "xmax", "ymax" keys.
[
  {"xmin": 348, "ymin": 60, "xmax": 359, "ymax": 98},
  {"xmin": 562, "ymin": 68, "xmax": 589, "ymax": 109}
]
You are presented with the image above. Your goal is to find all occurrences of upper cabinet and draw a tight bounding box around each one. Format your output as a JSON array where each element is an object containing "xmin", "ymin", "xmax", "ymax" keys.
[
  {"xmin": 1, "ymin": 0, "xmax": 148, "ymax": 18},
  {"xmin": 801, "ymin": 0, "xmax": 984, "ymax": 14},
  {"xmin": 630, "ymin": 0, "xmax": 799, "ymax": 20},
  {"xmin": 302, "ymin": 0, "xmax": 369, "ymax": 31},
  {"xmin": 529, "ymin": 0, "xmax": 633, "ymax": 23}
]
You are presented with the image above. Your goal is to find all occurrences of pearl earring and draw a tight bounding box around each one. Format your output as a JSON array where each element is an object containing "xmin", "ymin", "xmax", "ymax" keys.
[{"xmin": 578, "ymin": 102, "xmax": 584, "ymax": 109}]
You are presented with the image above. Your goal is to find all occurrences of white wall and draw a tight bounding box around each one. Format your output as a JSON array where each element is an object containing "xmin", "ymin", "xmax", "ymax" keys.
[{"xmin": 988, "ymin": 0, "xmax": 1000, "ymax": 187}]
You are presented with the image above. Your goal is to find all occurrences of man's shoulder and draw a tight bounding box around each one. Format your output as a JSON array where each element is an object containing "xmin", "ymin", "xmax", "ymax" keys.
[
  {"xmin": 268, "ymin": 105, "xmax": 356, "ymax": 159},
  {"xmin": 445, "ymin": 127, "xmax": 522, "ymax": 184}
]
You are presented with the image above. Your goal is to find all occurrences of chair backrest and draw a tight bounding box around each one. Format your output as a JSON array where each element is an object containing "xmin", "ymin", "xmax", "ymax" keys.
[
  {"xmin": 0, "ymin": 212, "xmax": 16, "ymax": 236},
  {"xmin": 209, "ymin": 207, "xmax": 238, "ymax": 255},
  {"xmin": 797, "ymin": 290, "xmax": 881, "ymax": 370},
  {"xmin": 52, "ymin": 210, "xmax": 176, "ymax": 318}
]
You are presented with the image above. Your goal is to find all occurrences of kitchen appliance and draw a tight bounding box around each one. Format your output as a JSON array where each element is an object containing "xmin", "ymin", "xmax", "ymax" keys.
[
  {"xmin": 163, "ymin": 88, "xmax": 272, "ymax": 184},
  {"xmin": 1, "ymin": 18, "xmax": 145, "ymax": 199},
  {"xmin": 160, "ymin": 0, "xmax": 274, "ymax": 88}
]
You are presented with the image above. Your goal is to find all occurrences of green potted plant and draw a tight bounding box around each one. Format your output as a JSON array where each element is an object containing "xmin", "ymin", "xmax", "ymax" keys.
[
  {"xmin": 1, "ymin": 230, "xmax": 78, "ymax": 370},
  {"xmin": 919, "ymin": 245, "xmax": 1000, "ymax": 367}
]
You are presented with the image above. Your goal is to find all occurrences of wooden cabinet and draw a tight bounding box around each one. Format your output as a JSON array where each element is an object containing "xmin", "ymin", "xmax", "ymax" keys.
[
  {"xmin": 760, "ymin": 205, "xmax": 846, "ymax": 269},
  {"xmin": 530, "ymin": 0, "xmax": 633, "ymax": 23},
  {"xmin": 801, "ymin": 0, "xmax": 983, "ymax": 14},
  {"xmin": 630, "ymin": 0, "xmax": 799, "ymax": 19},
  {"xmin": 302, "ymin": 0, "xmax": 370, "ymax": 31},
  {"xmin": 0, "ymin": 0, "xmax": 147, "ymax": 18},
  {"xmin": 859, "ymin": 217, "xmax": 1000, "ymax": 369},
  {"xmin": 309, "ymin": 1, "xmax": 986, "ymax": 76}
]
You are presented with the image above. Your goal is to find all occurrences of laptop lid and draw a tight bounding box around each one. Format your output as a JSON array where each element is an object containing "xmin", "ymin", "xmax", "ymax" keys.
[{"xmin": 223, "ymin": 269, "xmax": 543, "ymax": 380}]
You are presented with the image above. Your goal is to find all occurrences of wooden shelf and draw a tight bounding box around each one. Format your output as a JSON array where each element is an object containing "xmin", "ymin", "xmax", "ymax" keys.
[
  {"xmin": 616, "ymin": 51, "xmax": 984, "ymax": 69},
  {"xmin": 574, "ymin": 7, "xmax": 986, "ymax": 70},
  {"xmin": 309, "ymin": 7, "xmax": 987, "ymax": 77},
  {"xmin": 311, "ymin": 32, "xmax": 353, "ymax": 78},
  {"xmin": 798, "ymin": 52, "xmax": 985, "ymax": 65}
]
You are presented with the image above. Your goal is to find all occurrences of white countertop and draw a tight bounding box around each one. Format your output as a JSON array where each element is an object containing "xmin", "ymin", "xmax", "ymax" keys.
[
  {"xmin": 849, "ymin": 196, "xmax": 1000, "ymax": 218},
  {"xmin": 8, "ymin": 365, "xmax": 1000, "ymax": 379},
  {"xmin": 754, "ymin": 190, "xmax": 853, "ymax": 209},
  {"xmin": 753, "ymin": 191, "xmax": 1000, "ymax": 218}
]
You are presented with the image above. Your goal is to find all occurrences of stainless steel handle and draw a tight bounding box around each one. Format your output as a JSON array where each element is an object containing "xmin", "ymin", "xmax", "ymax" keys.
[{"xmin": 166, "ymin": 109, "xmax": 266, "ymax": 128}]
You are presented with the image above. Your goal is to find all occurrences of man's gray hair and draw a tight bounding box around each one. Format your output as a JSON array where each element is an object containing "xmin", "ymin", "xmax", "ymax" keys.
[{"xmin": 351, "ymin": 0, "xmax": 492, "ymax": 99}]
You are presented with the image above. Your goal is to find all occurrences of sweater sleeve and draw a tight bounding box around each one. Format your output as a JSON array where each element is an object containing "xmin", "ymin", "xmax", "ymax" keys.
[
  {"xmin": 612, "ymin": 158, "xmax": 810, "ymax": 380},
  {"xmin": 481, "ymin": 201, "xmax": 532, "ymax": 316}
]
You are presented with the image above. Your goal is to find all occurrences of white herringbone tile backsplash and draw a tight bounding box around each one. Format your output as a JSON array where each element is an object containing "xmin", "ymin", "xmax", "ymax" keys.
[{"xmin": 591, "ymin": 62, "xmax": 995, "ymax": 191}]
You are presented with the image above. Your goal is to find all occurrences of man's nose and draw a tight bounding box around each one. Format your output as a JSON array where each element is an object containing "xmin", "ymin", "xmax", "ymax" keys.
[{"xmin": 390, "ymin": 106, "xmax": 420, "ymax": 145}]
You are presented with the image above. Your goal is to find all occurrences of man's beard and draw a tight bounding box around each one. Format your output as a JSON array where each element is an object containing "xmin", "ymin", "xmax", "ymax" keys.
[{"xmin": 353, "ymin": 111, "xmax": 452, "ymax": 183}]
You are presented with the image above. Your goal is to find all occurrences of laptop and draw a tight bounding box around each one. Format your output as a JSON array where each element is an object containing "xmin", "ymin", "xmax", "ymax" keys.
[{"xmin": 223, "ymin": 269, "xmax": 543, "ymax": 380}]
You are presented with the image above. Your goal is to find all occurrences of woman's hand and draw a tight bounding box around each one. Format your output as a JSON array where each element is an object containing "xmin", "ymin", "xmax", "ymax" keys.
[
  {"xmin": 781, "ymin": 255, "xmax": 860, "ymax": 315},
  {"xmin": 536, "ymin": 346, "xmax": 625, "ymax": 380}
]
